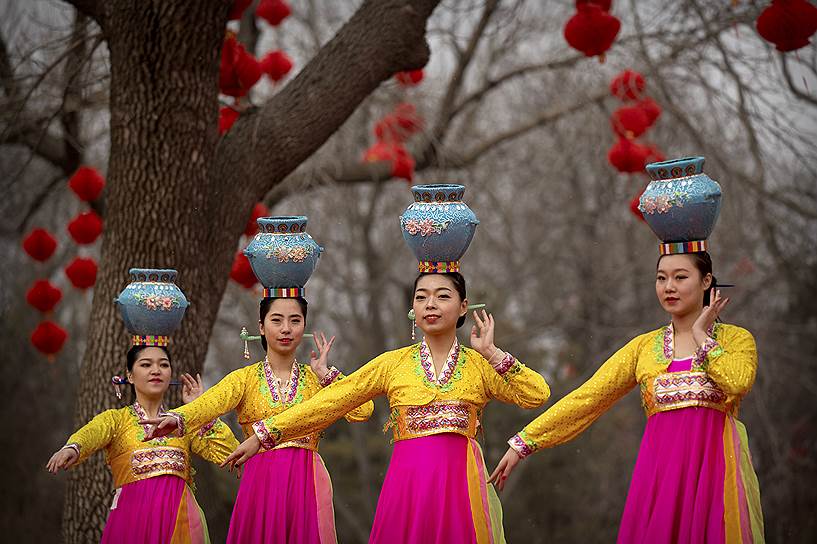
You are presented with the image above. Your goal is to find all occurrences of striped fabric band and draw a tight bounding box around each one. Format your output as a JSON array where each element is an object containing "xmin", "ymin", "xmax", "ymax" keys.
[
  {"xmin": 263, "ymin": 287, "xmax": 305, "ymax": 298},
  {"xmin": 418, "ymin": 261, "xmax": 460, "ymax": 273},
  {"xmin": 131, "ymin": 335, "xmax": 170, "ymax": 346},
  {"xmin": 659, "ymin": 240, "xmax": 708, "ymax": 255}
]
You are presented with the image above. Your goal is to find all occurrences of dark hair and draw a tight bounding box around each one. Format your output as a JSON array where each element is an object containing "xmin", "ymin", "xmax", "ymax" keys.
[
  {"xmin": 657, "ymin": 251, "xmax": 717, "ymax": 306},
  {"xmin": 123, "ymin": 345, "xmax": 172, "ymax": 400},
  {"xmin": 259, "ymin": 296, "xmax": 308, "ymax": 351},
  {"xmin": 413, "ymin": 272, "xmax": 468, "ymax": 328}
]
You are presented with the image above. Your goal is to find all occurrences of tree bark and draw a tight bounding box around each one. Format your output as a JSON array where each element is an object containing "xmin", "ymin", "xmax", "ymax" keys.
[{"xmin": 62, "ymin": 0, "xmax": 440, "ymax": 541}]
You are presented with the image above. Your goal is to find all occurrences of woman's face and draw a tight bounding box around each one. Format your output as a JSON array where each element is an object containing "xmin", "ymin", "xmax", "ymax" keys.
[
  {"xmin": 413, "ymin": 274, "xmax": 467, "ymax": 336},
  {"xmin": 259, "ymin": 298, "xmax": 305, "ymax": 356},
  {"xmin": 128, "ymin": 347, "xmax": 171, "ymax": 398},
  {"xmin": 655, "ymin": 254, "xmax": 711, "ymax": 317}
]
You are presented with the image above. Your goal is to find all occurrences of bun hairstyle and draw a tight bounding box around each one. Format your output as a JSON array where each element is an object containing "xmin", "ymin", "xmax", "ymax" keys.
[
  {"xmin": 413, "ymin": 272, "xmax": 468, "ymax": 328},
  {"xmin": 657, "ymin": 251, "xmax": 717, "ymax": 306},
  {"xmin": 258, "ymin": 296, "xmax": 309, "ymax": 351}
]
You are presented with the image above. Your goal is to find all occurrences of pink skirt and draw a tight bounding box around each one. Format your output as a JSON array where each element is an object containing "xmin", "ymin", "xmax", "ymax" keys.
[
  {"xmin": 226, "ymin": 447, "xmax": 336, "ymax": 544},
  {"xmin": 618, "ymin": 359, "xmax": 764, "ymax": 544},
  {"xmin": 101, "ymin": 474, "xmax": 208, "ymax": 544},
  {"xmin": 370, "ymin": 434, "xmax": 504, "ymax": 544}
]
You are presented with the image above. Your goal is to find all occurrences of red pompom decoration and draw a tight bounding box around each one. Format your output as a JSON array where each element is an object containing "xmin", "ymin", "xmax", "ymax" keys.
[
  {"xmin": 244, "ymin": 202, "xmax": 270, "ymax": 237},
  {"xmin": 629, "ymin": 189, "xmax": 647, "ymax": 222},
  {"xmin": 564, "ymin": 3, "xmax": 621, "ymax": 58},
  {"xmin": 26, "ymin": 280, "xmax": 63, "ymax": 313},
  {"xmin": 31, "ymin": 320, "xmax": 68, "ymax": 358},
  {"xmin": 607, "ymin": 138, "xmax": 650, "ymax": 173},
  {"xmin": 637, "ymin": 97, "xmax": 662, "ymax": 125},
  {"xmin": 220, "ymin": 34, "xmax": 262, "ymax": 97},
  {"xmin": 219, "ymin": 106, "xmax": 240, "ymax": 135},
  {"xmin": 611, "ymin": 104, "xmax": 651, "ymax": 139},
  {"xmin": 610, "ymin": 69, "xmax": 645, "ymax": 101},
  {"xmin": 65, "ymin": 257, "xmax": 98, "ymax": 290},
  {"xmin": 756, "ymin": 0, "xmax": 817, "ymax": 52},
  {"xmin": 256, "ymin": 0, "xmax": 291, "ymax": 26},
  {"xmin": 22, "ymin": 228, "xmax": 58, "ymax": 262},
  {"xmin": 260, "ymin": 50, "xmax": 293, "ymax": 82},
  {"xmin": 230, "ymin": 251, "xmax": 258, "ymax": 288},
  {"xmin": 395, "ymin": 69, "xmax": 424, "ymax": 86},
  {"xmin": 67, "ymin": 211, "xmax": 103, "ymax": 245},
  {"xmin": 68, "ymin": 166, "xmax": 105, "ymax": 202},
  {"xmin": 229, "ymin": 0, "xmax": 253, "ymax": 21}
]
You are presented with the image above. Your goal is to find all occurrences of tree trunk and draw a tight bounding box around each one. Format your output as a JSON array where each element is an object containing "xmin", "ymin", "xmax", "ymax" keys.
[{"xmin": 62, "ymin": 0, "xmax": 440, "ymax": 541}]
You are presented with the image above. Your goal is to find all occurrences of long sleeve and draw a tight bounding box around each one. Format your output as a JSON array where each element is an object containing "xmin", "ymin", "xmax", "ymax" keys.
[
  {"xmin": 189, "ymin": 419, "xmax": 240, "ymax": 465},
  {"xmin": 171, "ymin": 369, "xmax": 248, "ymax": 435},
  {"xmin": 330, "ymin": 372, "xmax": 376, "ymax": 423},
  {"xmin": 64, "ymin": 409, "xmax": 119, "ymax": 464},
  {"xmin": 479, "ymin": 351, "xmax": 550, "ymax": 409},
  {"xmin": 697, "ymin": 325, "xmax": 757, "ymax": 396},
  {"xmin": 253, "ymin": 353, "xmax": 389, "ymax": 449},
  {"xmin": 509, "ymin": 335, "xmax": 643, "ymax": 458}
]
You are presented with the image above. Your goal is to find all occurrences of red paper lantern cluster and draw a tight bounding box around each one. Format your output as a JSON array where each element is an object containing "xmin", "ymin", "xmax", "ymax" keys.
[
  {"xmin": 220, "ymin": 33, "xmax": 261, "ymax": 98},
  {"xmin": 610, "ymin": 69, "xmax": 645, "ymax": 101},
  {"xmin": 68, "ymin": 166, "xmax": 105, "ymax": 202},
  {"xmin": 26, "ymin": 280, "xmax": 63, "ymax": 313},
  {"xmin": 65, "ymin": 257, "xmax": 98, "ymax": 290},
  {"xmin": 67, "ymin": 210, "xmax": 103, "ymax": 245},
  {"xmin": 31, "ymin": 321, "xmax": 68, "ymax": 359},
  {"xmin": 756, "ymin": 0, "xmax": 817, "ymax": 52},
  {"xmin": 23, "ymin": 228, "xmax": 58, "ymax": 262},
  {"xmin": 607, "ymin": 69, "xmax": 664, "ymax": 176},
  {"xmin": 230, "ymin": 251, "xmax": 258, "ymax": 289},
  {"xmin": 362, "ymin": 103, "xmax": 424, "ymax": 182},
  {"xmin": 257, "ymin": 0, "xmax": 291, "ymax": 26},
  {"xmin": 564, "ymin": 2, "xmax": 621, "ymax": 60}
]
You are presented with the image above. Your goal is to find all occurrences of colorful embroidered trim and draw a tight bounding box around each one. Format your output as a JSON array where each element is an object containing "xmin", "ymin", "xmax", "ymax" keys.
[
  {"xmin": 649, "ymin": 371, "xmax": 727, "ymax": 415},
  {"xmin": 418, "ymin": 339, "xmax": 460, "ymax": 387},
  {"xmin": 319, "ymin": 366, "xmax": 341, "ymax": 387},
  {"xmin": 508, "ymin": 431, "xmax": 537, "ymax": 459},
  {"xmin": 131, "ymin": 335, "xmax": 169, "ymax": 346},
  {"xmin": 252, "ymin": 420, "xmax": 280, "ymax": 450},
  {"xmin": 693, "ymin": 336, "xmax": 722, "ymax": 369},
  {"xmin": 198, "ymin": 419, "xmax": 217, "ymax": 436},
  {"xmin": 386, "ymin": 401, "xmax": 480, "ymax": 442},
  {"xmin": 661, "ymin": 322, "xmax": 716, "ymax": 361},
  {"xmin": 63, "ymin": 443, "xmax": 81, "ymax": 455},
  {"xmin": 492, "ymin": 352, "xmax": 517, "ymax": 376},
  {"xmin": 263, "ymin": 287, "xmax": 305, "ymax": 298},
  {"xmin": 272, "ymin": 433, "xmax": 321, "ymax": 452},
  {"xmin": 130, "ymin": 446, "xmax": 187, "ymax": 476},
  {"xmin": 263, "ymin": 359, "xmax": 300, "ymax": 404},
  {"xmin": 418, "ymin": 260, "xmax": 460, "ymax": 273},
  {"xmin": 659, "ymin": 240, "xmax": 708, "ymax": 255},
  {"xmin": 165, "ymin": 411, "xmax": 186, "ymax": 438}
]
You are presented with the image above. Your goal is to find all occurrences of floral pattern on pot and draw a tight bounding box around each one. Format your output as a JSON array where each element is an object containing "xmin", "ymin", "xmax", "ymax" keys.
[
  {"xmin": 116, "ymin": 268, "xmax": 189, "ymax": 338},
  {"xmin": 243, "ymin": 216, "xmax": 323, "ymax": 290}
]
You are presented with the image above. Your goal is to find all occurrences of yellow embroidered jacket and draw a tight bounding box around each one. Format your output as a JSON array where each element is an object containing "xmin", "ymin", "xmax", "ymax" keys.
[
  {"xmin": 64, "ymin": 403, "xmax": 238, "ymax": 489},
  {"xmin": 508, "ymin": 323, "xmax": 757, "ymax": 458},
  {"xmin": 251, "ymin": 340, "xmax": 551, "ymax": 450},
  {"xmin": 170, "ymin": 361, "xmax": 374, "ymax": 451}
]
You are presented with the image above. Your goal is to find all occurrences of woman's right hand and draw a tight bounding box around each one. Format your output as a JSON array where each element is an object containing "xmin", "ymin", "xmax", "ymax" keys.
[
  {"xmin": 46, "ymin": 447, "xmax": 78, "ymax": 474},
  {"xmin": 139, "ymin": 415, "xmax": 178, "ymax": 440},
  {"xmin": 487, "ymin": 447, "xmax": 523, "ymax": 492}
]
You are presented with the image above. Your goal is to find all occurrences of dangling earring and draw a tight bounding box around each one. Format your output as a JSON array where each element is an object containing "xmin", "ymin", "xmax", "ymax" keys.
[
  {"xmin": 408, "ymin": 309, "xmax": 416, "ymax": 341},
  {"xmin": 241, "ymin": 327, "xmax": 250, "ymax": 360}
]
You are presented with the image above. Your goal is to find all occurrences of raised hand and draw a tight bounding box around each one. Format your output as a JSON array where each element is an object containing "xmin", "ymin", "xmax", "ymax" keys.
[
  {"xmin": 139, "ymin": 415, "xmax": 178, "ymax": 440},
  {"xmin": 46, "ymin": 447, "xmax": 79, "ymax": 474},
  {"xmin": 692, "ymin": 289, "xmax": 729, "ymax": 344},
  {"xmin": 470, "ymin": 309, "xmax": 497, "ymax": 360},
  {"xmin": 487, "ymin": 447, "xmax": 522, "ymax": 492},
  {"xmin": 308, "ymin": 331, "xmax": 335, "ymax": 380},
  {"xmin": 221, "ymin": 434, "xmax": 261, "ymax": 473},
  {"xmin": 181, "ymin": 373, "xmax": 204, "ymax": 404}
]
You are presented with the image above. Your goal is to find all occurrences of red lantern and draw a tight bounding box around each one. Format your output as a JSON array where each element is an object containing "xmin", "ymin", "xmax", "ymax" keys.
[
  {"xmin": 31, "ymin": 320, "xmax": 68, "ymax": 359},
  {"xmin": 260, "ymin": 50, "xmax": 293, "ymax": 82},
  {"xmin": 257, "ymin": 0, "xmax": 291, "ymax": 26},
  {"xmin": 22, "ymin": 228, "xmax": 58, "ymax": 262},
  {"xmin": 391, "ymin": 145, "xmax": 415, "ymax": 181},
  {"xmin": 67, "ymin": 211, "xmax": 103, "ymax": 245},
  {"xmin": 629, "ymin": 189, "xmax": 647, "ymax": 222},
  {"xmin": 611, "ymin": 105, "xmax": 651, "ymax": 138},
  {"xmin": 564, "ymin": 3, "xmax": 621, "ymax": 58},
  {"xmin": 219, "ymin": 106, "xmax": 240, "ymax": 135},
  {"xmin": 26, "ymin": 280, "xmax": 63, "ymax": 313},
  {"xmin": 65, "ymin": 257, "xmax": 98, "ymax": 289},
  {"xmin": 756, "ymin": 0, "xmax": 817, "ymax": 52},
  {"xmin": 220, "ymin": 34, "xmax": 261, "ymax": 97},
  {"xmin": 244, "ymin": 202, "xmax": 270, "ymax": 237},
  {"xmin": 230, "ymin": 251, "xmax": 257, "ymax": 288},
  {"xmin": 637, "ymin": 97, "xmax": 662, "ymax": 125},
  {"xmin": 610, "ymin": 69, "xmax": 645, "ymax": 101},
  {"xmin": 607, "ymin": 138, "xmax": 650, "ymax": 173},
  {"xmin": 229, "ymin": 0, "xmax": 253, "ymax": 21},
  {"xmin": 68, "ymin": 166, "xmax": 105, "ymax": 202},
  {"xmin": 395, "ymin": 69, "xmax": 424, "ymax": 86}
]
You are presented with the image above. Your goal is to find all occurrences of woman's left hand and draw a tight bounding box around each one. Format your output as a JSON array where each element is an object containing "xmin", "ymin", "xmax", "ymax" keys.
[
  {"xmin": 470, "ymin": 309, "xmax": 497, "ymax": 360},
  {"xmin": 221, "ymin": 434, "xmax": 261, "ymax": 473},
  {"xmin": 692, "ymin": 289, "xmax": 729, "ymax": 344},
  {"xmin": 308, "ymin": 332, "xmax": 335, "ymax": 380},
  {"xmin": 181, "ymin": 373, "xmax": 204, "ymax": 404}
]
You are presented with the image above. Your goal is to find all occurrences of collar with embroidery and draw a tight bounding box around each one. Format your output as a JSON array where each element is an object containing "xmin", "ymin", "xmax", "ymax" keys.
[
  {"xmin": 419, "ymin": 338, "xmax": 460, "ymax": 386},
  {"xmin": 662, "ymin": 322, "xmax": 716, "ymax": 360},
  {"xmin": 263, "ymin": 358, "xmax": 300, "ymax": 403}
]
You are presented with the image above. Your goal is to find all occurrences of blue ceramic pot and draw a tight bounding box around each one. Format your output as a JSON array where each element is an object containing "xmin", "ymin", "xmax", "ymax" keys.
[
  {"xmin": 115, "ymin": 269, "xmax": 189, "ymax": 336},
  {"xmin": 243, "ymin": 216, "xmax": 322, "ymax": 289},
  {"xmin": 639, "ymin": 157, "xmax": 721, "ymax": 243},
  {"xmin": 400, "ymin": 184, "xmax": 479, "ymax": 269}
]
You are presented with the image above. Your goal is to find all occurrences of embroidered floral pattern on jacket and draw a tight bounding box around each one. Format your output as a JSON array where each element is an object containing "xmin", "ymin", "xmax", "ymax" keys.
[
  {"xmin": 508, "ymin": 430, "xmax": 537, "ymax": 459},
  {"xmin": 131, "ymin": 403, "xmax": 168, "ymax": 445},
  {"xmin": 415, "ymin": 340, "xmax": 464, "ymax": 392}
]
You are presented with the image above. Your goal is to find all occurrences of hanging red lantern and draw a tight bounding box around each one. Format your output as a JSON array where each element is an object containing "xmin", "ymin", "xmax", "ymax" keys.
[
  {"xmin": 26, "ymin": 280, "xmax": 63, "ymax": 313},
  {"xmin": 257, "ymin": 0, "xmax": 291, "ymax": 26},
  {"xmin": 637, "ymin": 97, "xmax": 662, "ymax": 125},
  {"xmin": 230, "ymin": 251, "xmax": 258, "ymax": 288},
  {"xmin": 607, "ymin": 138, "xmax": 650, "ymax": 173},
  {"xmin": 610, "ymin": 104, "xmax": 651, "ymax": 138},
  {"xmin": 220, "ymin": 34, "xmax": 261, "ymax": 97},
  {"xmin": 395, "ymin": 69, "xmax": 424, "ymax": 86},
  {"xmin": 31, "ymin": 320, "xmax": 68, "ymax": 359},
  {"xmin": 68, "ymin": 166, "xmax": 105, "ymax": 202},
  {"xmin": 65, "ymin": 257, "xmax": 98, "ymax": 290},
  {"xmin": 756, "ymin": 0, "xmax": 817, "ymax": 52},
  {"xmin": 629, "ymin": 189, "xmax": 647, "ymax": 223},
  {"xmin": 391, "ymin": 145, "xmax": 415, "ymax": 181},
  {"xmin": 22, "ymin": 228, "xmax": 58, "ymax": 262},
  {"xmin": 260, "ymin": 50, "xmax": 293, "ymax": 82},
  {"xmin": 610, "ymin": 69, "xmax": 646, "ymax": 101},
  {"xmin": 564, "ymin": 3, "xmax": 621, "ymax": 59},
  {"xmin": 219, "ymin": 106, "xmax": 240, "ymax": 135},
  {"xmin": 229, "ymin": 0, "xmax": 253, "ymax": 21},
  {"xmin": 67, "ymin": 210, "xmax": 103, "ymax": 245},
  {"xmin": 244, "ymin": 202, "xmax": 270, "ymax": 237}
]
